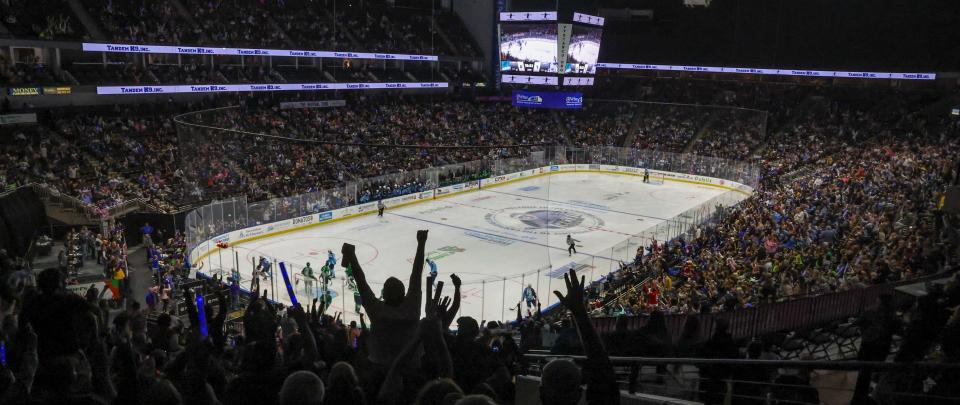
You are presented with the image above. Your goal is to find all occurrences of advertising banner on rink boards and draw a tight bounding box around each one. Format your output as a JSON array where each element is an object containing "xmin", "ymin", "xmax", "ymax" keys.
[{"xmin": 511, "ymin": 90, "xmax": 583, "ymax": 109}]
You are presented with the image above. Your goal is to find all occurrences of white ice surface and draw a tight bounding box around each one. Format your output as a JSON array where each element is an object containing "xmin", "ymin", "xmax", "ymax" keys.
[{"xmin": 213, "ymin": 173, "xmax": 729, "ymax": 323}]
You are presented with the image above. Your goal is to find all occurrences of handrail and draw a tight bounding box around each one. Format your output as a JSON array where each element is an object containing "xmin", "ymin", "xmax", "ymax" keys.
[
  {"xmin": 28, "ymin": 183, "xmax": 145, "ymax": 221},
  {"xmin": 599, "ymin": 274, "xmax": 655, "ymax": 312},
  {"xmin": 520, "ymin": 354, "xmax": 960, "ymax": 371},
  {"xmin": 588, "ymin": 271, "xmax": 952, "ymax": 342}
]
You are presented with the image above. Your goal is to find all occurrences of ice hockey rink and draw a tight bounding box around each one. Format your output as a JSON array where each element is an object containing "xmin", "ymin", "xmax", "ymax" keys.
[
  {"xmin": 212, "ymin": 172, "xmax": 742, "ymax": 323},
  {"xmin": 500, "ymin": 38, "xmax": 558, "ymax": 71}
]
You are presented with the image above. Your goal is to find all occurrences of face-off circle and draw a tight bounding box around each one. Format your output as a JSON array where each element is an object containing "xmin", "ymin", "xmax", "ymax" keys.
[{"xmin": 484, "ymin": 206, "xmax": 604, "ymax": 235}]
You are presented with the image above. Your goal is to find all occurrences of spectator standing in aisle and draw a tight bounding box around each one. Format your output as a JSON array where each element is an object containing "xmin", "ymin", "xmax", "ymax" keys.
[
  {"xmin": 230, "ymin": 276, "xmax": 241, "ymax": 309},
  {"xmin": 94, "ymin": 233, "xmax": 104, "ymax": 264},
  {"xmin": 140, "ymin": 222, "xmax": 154, "ymax": 259}
]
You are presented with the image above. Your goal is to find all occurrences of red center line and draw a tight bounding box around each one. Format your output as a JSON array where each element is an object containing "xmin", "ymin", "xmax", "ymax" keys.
[{"xmin": 586, "ymin": 225, "xmax": 638, "ymax": 237}]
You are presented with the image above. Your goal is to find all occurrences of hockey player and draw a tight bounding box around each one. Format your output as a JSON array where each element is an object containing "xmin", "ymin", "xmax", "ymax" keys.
[
  {"xmin": 326, "ymin": 250, "xmax": 337, "ymax": 278},
  {"xmin": 377, "ymin": 200, "xmax": 386, "ymax": 217},
  {"xmin": 320, "ymin": 262, "xmax": 333, "ymax": 288},
  {"xmin": 427, "ymin": 258, "xmax": 438, "ymax": 282},
  {"xmin": 567, "ymin": 234, "xmax": 580, "ymax": 256},
  {"xmin": 643, "ymin": 168, "xmax": 650, "ymax": 183},
  {"xmin": 259, "ymin": 257, "xmax": 272, "ymax": 279},
  {"xmin": 522, "ymin": 284, "xmax": 538, "ymax": 309},
  {"xmin": 352, "ymin": 282, "xmax": 362, "ymax": 313},
  {"xmin": 302, "ymin": 262, "xmax": 316, "ymax": 297}
]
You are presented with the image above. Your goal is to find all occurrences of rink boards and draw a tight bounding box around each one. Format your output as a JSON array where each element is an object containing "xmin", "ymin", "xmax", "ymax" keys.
[{"xmin": 189, "ymin": 163, "xmax": 753, "ymax": 270}]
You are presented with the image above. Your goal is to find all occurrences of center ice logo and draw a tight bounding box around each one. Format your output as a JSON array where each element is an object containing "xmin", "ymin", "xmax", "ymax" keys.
[
  {"xmin": 517, "ymin": 210, "xmax": 581, "ymax": 229},
  {"xmin": 407, "ymin": 245, "xmax": 466, "ymax": 263},
  {"xmin": 485, "ymin": 207, "xmax": 604, "ymax": 235}
]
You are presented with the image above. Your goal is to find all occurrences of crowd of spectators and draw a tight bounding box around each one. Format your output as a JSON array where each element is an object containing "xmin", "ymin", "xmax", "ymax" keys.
[
  {"xmin": 595, "ymin": 127, "xmax": 957, "ymax": 316},
  {"xmin": 67, "ymin": 0, "xmax": 480, "ymax": 58},
  {"xmin": 0, "ymin": 58, "xmax": 64, "ymax": 86},
  {"xmin": 630, "ymin": 103, "xmax": 706, "ymax": 152},
  {"xmin": 176, "ymin": 97, "xmax": 569, "ymax": 203},
  {"xmin": 2, "ymin": 73, "xmax": 959, "ymax": 405},
  {"xmin": 687, "ymin": 107, "xmax": 767, "ymax": 159},
  {"xmin": 83, "ymin": 0, "xmax": 200, "ymax": 45},
  {"xmin": 0, "ymin": 0, "xmax": 85, "ymax": 39},
  {"xmin": 3, "ymin": 79, "xmax": 952, "ymax": 222},
  {"xmin": 0, "ymin": 229, "xmax": 623, "ymax": 405},
  {"xmin": 560, "ymin": 102, "xmax": 633, "ymax": 147}
]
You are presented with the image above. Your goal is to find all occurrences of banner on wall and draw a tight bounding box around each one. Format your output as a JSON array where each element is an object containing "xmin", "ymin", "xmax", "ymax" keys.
[
  {"xmin": 83, "ymin": 42, "xmax": 438, "ymax": 61},
  {"xmin": 97, "ymin": 82, "xmax": 448, "ymax": 95},
  {"xmin": 6, "ymin": 87, "xmax": 71, "ymax": 96},
  {"xmin": 596, "ymin": 63, "xmax": 936, "ymax": 80},
  {"xmin": 43, "ymin": 87, "xmax": 72, "ymax": 95},
  {"xmin": 512, "ymin": 90, "xmax": 583, "ymax": 109},
  {"xmin": 7, "ymin": 87, "xmax": 41, "ymax": 96},
  {"xmin": 279, "ymin": 100, "xmax": 347, "ymax": 109},
  {"xmin": 0, "ymin": 113, "xmax": 37, "ymax": 125}
]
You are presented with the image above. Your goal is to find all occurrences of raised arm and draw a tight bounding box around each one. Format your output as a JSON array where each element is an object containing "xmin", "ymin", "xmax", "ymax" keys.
[
  {"xmin": 406, "ymin": 230, "xmax": 429, "ymax": 300},
  {"xmin": 289, "ymin": 305, "xmax": 319, "ymax": 366},
  {"xmin": 442, "ymin": 274, "xmax": 462, "ymax": 330},
  {"xmin": 342, "ymin": 243, "xmax": 380, "ymax": 308},
  {"xmin": 554, "ymin": 269, "xmax": 619, "ymax": 405},
  {"xmin": 422, "ymin": 287, "xmax": 454, "ymax": 378}
]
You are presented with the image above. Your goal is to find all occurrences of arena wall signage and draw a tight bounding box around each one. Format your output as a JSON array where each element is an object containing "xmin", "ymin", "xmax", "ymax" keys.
[
  {"xmin": 562, "ymin": 77, "xmax": 594, "ymax": 86},
  {"xmin": 97, "ymin": 82, "xmax": 448, "ymax": 95},
  {"xmin": 499, "ymin": 11, "xmax": 557, "ymax": 21},
  {"xmin": 596, "ymin": 63, "xmax": 936, "ymax": 80},
  {"xmin": 512, "ymin": 90, "xmax": 583, "ymax": 109},
  {"xmin": 7, "ymin": 87, "xmax": 41, "ymax": 96},
  {"xmin": 0, "ymin": 113, "xmax": 38, "ymax": 125},
  {"xmin": 501, "ymin": 74, "xmax": 559, "ymax": 86},
  {"xmin": 42, "ymin": 87, "xmax": 72, "ymax": 95},
  {"xmin": 572, "ymin": 12, "xmax": 604, "ymax": 26},
  {"xmin": 279, "ymin": 100, "xmax": 347, "ymax": 110},
  {"xmin": 82, "ymin": 43, "xmax": 439, "ymax": 61}
]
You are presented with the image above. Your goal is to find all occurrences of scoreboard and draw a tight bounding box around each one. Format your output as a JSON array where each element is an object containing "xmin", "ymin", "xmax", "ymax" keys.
[{"xmin": 498, "ymin": 11, "xmax": 603, "ymax": 87}]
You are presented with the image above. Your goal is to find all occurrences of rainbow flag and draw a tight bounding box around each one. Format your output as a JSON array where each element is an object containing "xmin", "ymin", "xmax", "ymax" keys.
[{"xmin": 107, "ymin": 278, "xmax": 121, "ymax": 298}]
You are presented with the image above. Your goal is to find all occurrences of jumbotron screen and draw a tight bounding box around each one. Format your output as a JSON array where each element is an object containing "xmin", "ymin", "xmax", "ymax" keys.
[
  {"xmin": 499, "ymin": 24, "xmax": 559, "ymax": 73},
  {"xmin": 564, "ymin": 25, "xmax": 602, "ymax": 74}
]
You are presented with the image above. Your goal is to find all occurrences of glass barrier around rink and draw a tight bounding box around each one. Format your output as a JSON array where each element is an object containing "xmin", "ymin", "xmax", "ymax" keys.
[{"xmin": 185, "ymin": 146, "xmax": 758, "ymax": 323}]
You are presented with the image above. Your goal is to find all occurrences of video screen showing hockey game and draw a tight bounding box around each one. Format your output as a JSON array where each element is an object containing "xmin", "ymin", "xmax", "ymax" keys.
[
  {"xmin": 565, "ymin": 25, "xmax": 603, "ymax": 74},
  {"xmin": 499, "ymin": 23, "xmax": 559, "ymax": 73}
]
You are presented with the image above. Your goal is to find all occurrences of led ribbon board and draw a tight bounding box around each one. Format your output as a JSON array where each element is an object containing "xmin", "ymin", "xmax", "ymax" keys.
[
  {"xmin": 501, "ymin": 75, "xmax": 559, "ymax": 86},
  {"xmin": 97, "ymin": 82, "xmax": 449, "ymax": 94},
  {"xmin": 563, "ymin": 77, "xmax": 594, "ymax": 86},
  {"xmin": 83, "ymin": 42, "xmax": 438, "ymax": 61},
  {"xmin": 499, "ymin": 11, "xmax": 557, "ymax": 21},
  {"xmin": 596, "ymin": 63, "xmax": 936, "ymax": 80},
  {"xmin": 573, "ymin": 12, "xmax": 604, "ymax": 26}
]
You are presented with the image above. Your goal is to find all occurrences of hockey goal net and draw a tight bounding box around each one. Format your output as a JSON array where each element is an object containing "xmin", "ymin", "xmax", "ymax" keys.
[{"xmin": 642, "ymin": 171, "xmax": 665, "ymax": 185}]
